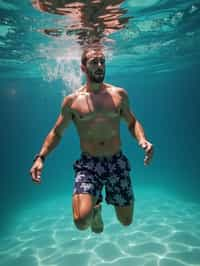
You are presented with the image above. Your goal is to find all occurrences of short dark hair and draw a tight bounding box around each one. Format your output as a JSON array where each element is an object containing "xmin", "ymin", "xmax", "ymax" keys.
[
  {"xmin": 81, "ymin": 46, "xmax": 104, "ymax": 66},
  {"xmin": 81, "ymin": 48, "xmax": 91, "ymax": 66}
]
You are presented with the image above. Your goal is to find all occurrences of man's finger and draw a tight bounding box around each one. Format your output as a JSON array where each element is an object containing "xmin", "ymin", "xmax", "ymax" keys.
[
  {"xmin": 146, "ymin": 150, "xmax": 153, "ymax": 158},
  {"xmin": 30, "ymin": 168, "xmax": 36, "ymax": 180},
  {"xmin": 35, "ymin": 169, "xmax": 41, "ymax": 181},
  {"xmin": 30, "ymin": 168, "xmax": 41, "ymax": 183},
  {"xmin": 144, "ymin": 160, "xmax": 150, "ymax": 166},
  {"xmin": 37, "ymin": 170, "xmax": 41, "ymax": 178},
  {"xmin": 144, "ymin": 155, "xmax": 151, "ymax": 165},
  {"xmin": 146, "ymin": 145, "xmax": 153, "ymax": 155},
  {"xmin": 146, "ymin": 150, "xmax": 153, "ymax": 157},
  {"xmin": 32, "ymin": 176, "xmax": 41, "ymax": 183},
  {"xmin": 142, "ymin": 143, "xmax": 147, "ymax": 149}
]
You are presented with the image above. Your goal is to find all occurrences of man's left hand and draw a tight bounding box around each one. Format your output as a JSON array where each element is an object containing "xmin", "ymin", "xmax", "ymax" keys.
[{"xmin": 138, "ymin": 139, "xmax": 154, "ymax": 166}]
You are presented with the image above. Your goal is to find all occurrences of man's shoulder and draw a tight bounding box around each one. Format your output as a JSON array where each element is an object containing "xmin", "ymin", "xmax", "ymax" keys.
[
  {"xmin": 107, "ymin": 83, "xmax": 128, "ymax": 96},
  {"xmin": 62, "ymin": 91, "xmax": 78, "ymax": 109},
  {"xmin": 62, "ymin": 86, "xmax": 86, "ymax": 108}
]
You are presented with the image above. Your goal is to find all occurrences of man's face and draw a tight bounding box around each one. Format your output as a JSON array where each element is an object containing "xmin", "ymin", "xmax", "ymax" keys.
[{"xmin": 83, "ymin": 51, "xmax": 105, "ymax": 83}]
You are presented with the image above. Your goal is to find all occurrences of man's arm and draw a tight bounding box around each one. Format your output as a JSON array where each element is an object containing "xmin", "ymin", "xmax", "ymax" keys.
[
  {"xmin": 119, "ymin": 88, "xmax": 154, "ymax": 165},
  {"xmin": 30, "ymin": 94, "xmax": 74, "ymax": 183},
  {"xmin": 37, "ymin": 94, "xmax": 74, "ymax": 160},
  {"xmin": 119, "ymin": 88, "xmax": 146, "ymax": 144}
]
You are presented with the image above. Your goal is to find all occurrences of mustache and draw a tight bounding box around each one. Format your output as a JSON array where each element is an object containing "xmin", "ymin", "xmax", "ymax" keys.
[{"xmin": 95, "ymin": 70, "xmax": 104, "ymax": 74}]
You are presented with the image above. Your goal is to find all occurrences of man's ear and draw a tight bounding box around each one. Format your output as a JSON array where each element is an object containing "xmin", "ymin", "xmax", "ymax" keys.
[{"xmin": 81, "ymin": 64, "xmax": 86, "ymax": 73}]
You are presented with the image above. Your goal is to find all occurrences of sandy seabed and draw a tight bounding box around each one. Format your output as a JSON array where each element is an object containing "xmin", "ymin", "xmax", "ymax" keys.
[{"xmin": 1, "ymin": 189, "xmax": 200, "ymax": 266}]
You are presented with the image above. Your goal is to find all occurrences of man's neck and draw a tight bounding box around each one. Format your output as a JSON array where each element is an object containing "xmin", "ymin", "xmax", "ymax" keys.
[{"xmin": 85, "ymin": 81, "xmax": 104, "ymax": 94}]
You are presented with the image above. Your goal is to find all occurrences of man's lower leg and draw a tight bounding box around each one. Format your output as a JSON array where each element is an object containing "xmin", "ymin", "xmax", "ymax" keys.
[{"xmin": 91, "ymin": 203, "xmax": 104, "ymax": 233}]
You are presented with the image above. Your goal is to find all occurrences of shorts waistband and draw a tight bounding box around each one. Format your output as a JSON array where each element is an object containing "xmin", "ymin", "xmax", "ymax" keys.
[{"xmin": 81, "ymin": 150, "xmax": 123, "ymax": 161}]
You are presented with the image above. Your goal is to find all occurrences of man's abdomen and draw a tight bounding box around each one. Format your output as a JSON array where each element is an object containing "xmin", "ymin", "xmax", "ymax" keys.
[{"xmin": 80, "ymin": 136, "xmax": 121, "ymax": 157}]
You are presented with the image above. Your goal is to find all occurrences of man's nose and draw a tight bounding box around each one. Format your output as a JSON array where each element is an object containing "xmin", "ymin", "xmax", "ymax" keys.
[{"xmin": 97, "ymin": 61, "xmax": 103, "ymax": 68}]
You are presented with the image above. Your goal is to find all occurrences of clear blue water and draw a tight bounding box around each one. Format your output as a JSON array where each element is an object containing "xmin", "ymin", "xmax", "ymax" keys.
[{"xmin": 1, "ymin": 1, "xmax": 200, "ymax": 266}]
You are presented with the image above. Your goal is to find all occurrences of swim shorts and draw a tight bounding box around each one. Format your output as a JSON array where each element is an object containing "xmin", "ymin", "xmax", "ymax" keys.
[{"xmin": 73, "ymin": 150, "xmax": 135, "ymax": 207}]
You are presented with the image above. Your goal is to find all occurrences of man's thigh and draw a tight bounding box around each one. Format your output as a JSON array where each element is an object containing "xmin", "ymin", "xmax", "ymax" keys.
[
  {"xmin": 72, "ymin": 193, "xmax": 99, "ymax": 221},
  {"xmin": 114, "ymin": 200, "xmax": 134, "ymax": 225}
]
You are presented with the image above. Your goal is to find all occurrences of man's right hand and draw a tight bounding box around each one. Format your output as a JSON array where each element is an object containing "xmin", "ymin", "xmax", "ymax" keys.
[{"xmin": 30, "ymin": 159, "xmax": 43, "ymax": 184}]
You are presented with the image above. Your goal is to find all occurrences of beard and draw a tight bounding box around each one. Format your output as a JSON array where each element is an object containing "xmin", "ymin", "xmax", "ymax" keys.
[{"xmin": 88, "ymin": 69, "xmax": 105, "ymax": 83}]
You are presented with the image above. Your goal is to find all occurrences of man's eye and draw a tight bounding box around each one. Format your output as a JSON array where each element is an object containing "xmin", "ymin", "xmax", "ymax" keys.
[{"xmin": 90, "ymin": 59, "xmax": 105, "ymax": 64}]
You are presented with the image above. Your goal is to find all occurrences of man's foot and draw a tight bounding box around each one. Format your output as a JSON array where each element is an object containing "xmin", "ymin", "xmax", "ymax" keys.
[{"xmin": 91, "ymin": 204, "xmax": 104, "ymax": 233}]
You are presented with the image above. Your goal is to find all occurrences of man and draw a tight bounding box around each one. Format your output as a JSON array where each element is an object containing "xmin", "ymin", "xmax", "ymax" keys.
[{"xmin": 30, "ymin": 47, "xmax": 153, "ymax": 234}]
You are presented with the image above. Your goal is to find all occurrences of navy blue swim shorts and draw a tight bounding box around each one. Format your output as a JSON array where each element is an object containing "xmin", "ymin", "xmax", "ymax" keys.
[{"xmin": 73, "ymin": 150, "xmax": 135, "ymax": 207}]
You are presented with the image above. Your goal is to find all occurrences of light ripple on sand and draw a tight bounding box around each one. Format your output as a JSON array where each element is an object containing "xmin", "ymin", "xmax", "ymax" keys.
[
  {"xmin": 115, "ymin": 231, "xmax": 149, "ymax": 247},
  {"xmin": 1, "ymin": 255, "xmax": 38, "ymax": 266},
  {"xmin": 125, "ymin": 241, "xmax": 167, "ymax": 256},
  {"xmin": 37, "ymin": 247, "xmax": 57, "ymax": 260},
  {"xmin": 82, "ymin": 237, "xmax": 100, "ymax": 250},
  {"xmin": 151, "ymin": 224, "xmax": 173, "ymax": 239},
  {"xmin": 94, "ymin": 242, "xmax": 123, "ymax": 261},
  {"xmin": 50, "ymin": 252, "xmax": 92, "ymax": 266},
  {"xmin": 96, "ymin": 256, "xmax": 146, "ymax": 266},
  {"xmin": 166, "ymin": 231, "xmax": 200, "ymax": 246},
  {"xmin": 159, "ymin": 258, "xmax": 187, "ymax": 266},
  {"xmin": 167, "ymin": 248, "xmax": 200, "ymax": 264},
  {"xmin": 167, "ymin": 243, "xmax": 191, "ymax": 252},
  {"xmin": 1, "ymin": 192, "xmax": 200, "ymax": 266},
  {"xmin": 59, "ymin": 238, "xmax": 85, "ymax": 253}
]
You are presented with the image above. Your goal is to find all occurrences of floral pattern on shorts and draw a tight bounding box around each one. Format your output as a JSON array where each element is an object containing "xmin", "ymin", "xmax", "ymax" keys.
[{"xmin": 73, "ymin": 150, "xmax": 135, "ymax": 207}]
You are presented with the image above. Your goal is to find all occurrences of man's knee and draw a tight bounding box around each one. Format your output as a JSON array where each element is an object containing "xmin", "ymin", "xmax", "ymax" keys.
[
  {"xmin": 72, "ymin": 193, "xmax": 95, "ymax": 230},
  {"xmin": 115, "ymin": 203, "xmax": 134, "ymax": 226},
  {"xmin": 119, "ymin": 217, "xmax": 133, "ymax": 226},
  {"xmin": 73, "ymin": 214, "xmax": 92, "ymax": 230}
]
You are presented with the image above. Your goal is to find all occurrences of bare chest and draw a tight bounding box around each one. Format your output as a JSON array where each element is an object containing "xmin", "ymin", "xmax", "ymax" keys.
[{"xmin": 71, "ymin": 91, "xmax": 122, "ymax": 121}]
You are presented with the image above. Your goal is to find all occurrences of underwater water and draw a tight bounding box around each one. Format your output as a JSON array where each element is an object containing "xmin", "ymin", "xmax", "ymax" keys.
[{"xmin": 1, "ymin": 0, "xmax": 200, "ymax": 266}]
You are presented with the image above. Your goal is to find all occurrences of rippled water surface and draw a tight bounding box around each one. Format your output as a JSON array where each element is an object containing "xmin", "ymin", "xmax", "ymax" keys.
[{"xmin": 0, "ymin": 0, "xmax": 200, "ymax": 81}]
